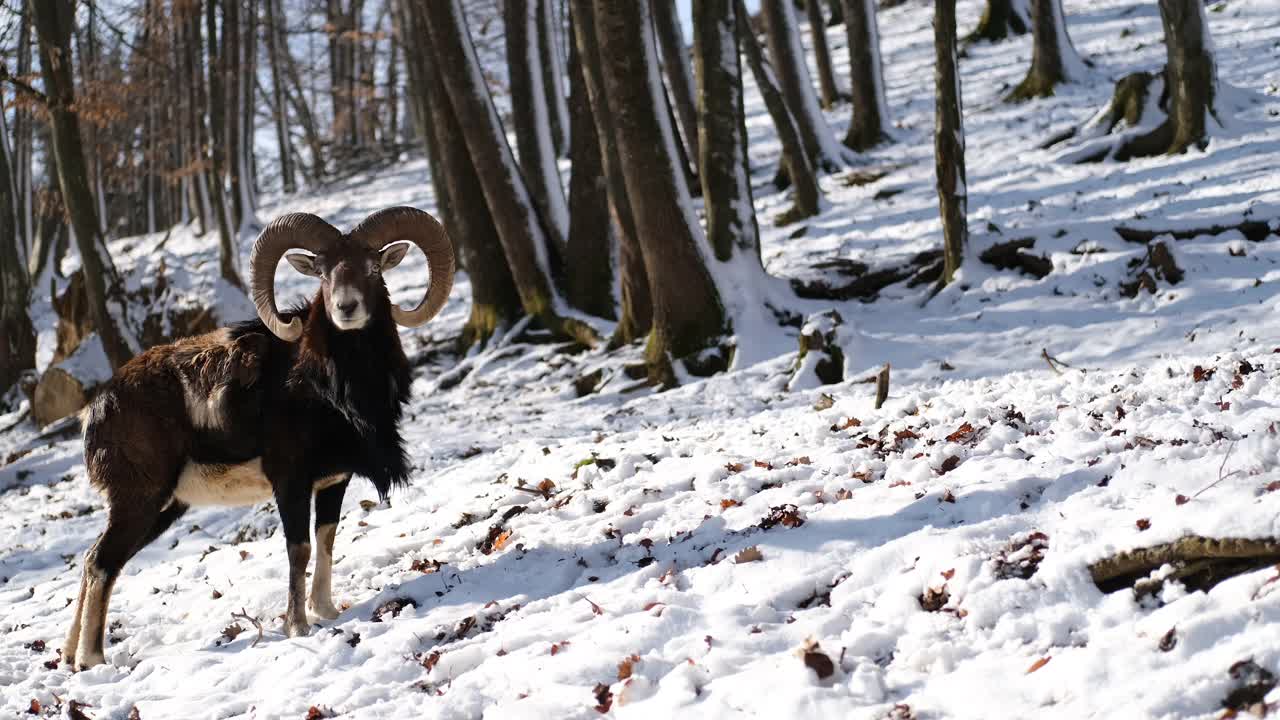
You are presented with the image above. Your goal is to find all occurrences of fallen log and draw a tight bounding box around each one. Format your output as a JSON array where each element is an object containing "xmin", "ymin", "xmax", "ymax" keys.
[
  {"xmin": 1115, "ymin": 219, "xmax": 1276, "ymax": 244},
  {"xmin": 1089, "ymin": 535, "xmax": 1280, "ymax": 595}
]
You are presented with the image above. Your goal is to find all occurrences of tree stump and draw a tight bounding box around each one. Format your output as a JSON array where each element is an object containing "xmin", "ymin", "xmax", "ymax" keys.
[
  {"xmin": 788, "ymin": 310, "xmax": 847, "ymax": 390},
  {"xmin": 32, "ymin": 335, "xmax": 112, "ymax": 426}
]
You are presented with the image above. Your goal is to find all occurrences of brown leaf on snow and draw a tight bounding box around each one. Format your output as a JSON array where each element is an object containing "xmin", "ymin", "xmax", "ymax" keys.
[
  {"xmin": 584, "ymin": 597, "xmax": 604, "ymax": 616},
  {"xmin": 371, "ymin": 597, "xmax": 417, "ymax": 622},
  {"xmin": 420, "ymin": 651, "xmax": 442, "ymax": 672},
  {"xmin": 1136, "ymin": 518, "xmax": 1152, "ymax": 531},
  {"xmin": 1159, "ymin": 627, "xmax": 1178, "ymax": 652},
  {"xmin": 945, "ymin": 422, "xmax": 976, "ymax": 443},
  {"xmin": 67, "ymin": 701, "xmax": 94, "ymax": 720},
  {"xmin": 788, "ymin": 456, "xmax": 812, "ymax": 466},
  {"xmin": 798, "ymin": 639, "xmax": 835, "ymax": 680},
  {"xmin": 725, "ymin": 462, "xmax": 746, "ymax": 474},
  {"xmin": 919, "ymin": 587, "xmax": 950, "ymax": 612},
  {"xmin": 220, "ymin": 623, "xmax": 244, "ymax": 642},
  {"xmin": 410, "ymin": 558, "xmax": 443, "ymax": 574},
  {"xmin": 1175, "ymin": 494, "xmax": 1190, "ymax": 506},
  {"xmin": 759, "ymin": 505, "xmax": 805, "ymax": 530},
  {"xmin": 305, "ymin": 707, "xmax": 333, "ymax": 720},
  {"xmin": 940, "ymin": 489, "xmax": 957, "ymax": 503},
  {"xmin": 127, "ymin": 707, "xmax": 142, "ymax": 720},
  {"xmin": 593, "ymin": 682, "xmax": 614, "ymax": 713},
  {"xmin": 941, "ymin": 568, "xmax": 955, "ymax": 580},
  {"xmin": 618, "ymin": 654, "xmax": 641, "ymax": 680},
  {"xmin": 1193, "ymin": 365, "xmax": 1215, "ymax": 383},
  {"xmin": 734, "ymin": 546, "xmax": 764, "ymax": 564},
  {"xmin": 895, "ymin": 429, "xmax": 920, "ymax": 442},
  {"xmin": 939, "ymin": 456, "xmax": 961, "ymax": 475},
  {"xmin": 831, "ymin": 417, "xmax": 862, "ymax": 431},
  {"xmin": 835, "ymin": 488, "xmax": 854, "ymax": 501},
  {"xmin": 550, "ymin": 641, "xmax": 571, "ymax": 656},
  {"xmin": 754, "ymin": 459, "xmax": 774, "ymax": 470},
  {"xmin": 27, "ymin": 700, "xmax": 40, "ymax": 715},
  {"xmin": 851, "ymin": 470, "xmax": 873, "ymax": 484},
  {"xmin": 720, "ymin": 498, "xmax": 740, "ymax": 511},
  {"xmin": 1266, "ymin": 481, "xmax": 1280, "ymax": 493},
  {"xmin": 1026, "ymin": 656, "xmax": 1051, "ymax": 674}
]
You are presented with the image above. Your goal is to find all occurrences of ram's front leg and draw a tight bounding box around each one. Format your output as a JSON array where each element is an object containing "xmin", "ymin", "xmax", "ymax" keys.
[
  {"xmin": 274, "ymin": 480, "xmax": 313, "ymax": 639},
  {"xmin": 309, "ymin": 475, "xmax": 350, "ymax": 620}
]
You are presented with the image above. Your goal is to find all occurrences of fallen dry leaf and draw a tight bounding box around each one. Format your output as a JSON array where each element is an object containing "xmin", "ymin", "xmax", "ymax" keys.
[
  {"xmin": 593, "ymin": 682, "xmax": 613, "ymax": 713},
  {"xmin": 734, "ymin": 546, "xmax": 764, "ymax": 564},
  {"xmin": 1026, "ymin": 656, "xmax": 1051, "ymax": 674},
  {"xmin": 617, "ymin": 654, "xmax": 640, "ymax": 680}
]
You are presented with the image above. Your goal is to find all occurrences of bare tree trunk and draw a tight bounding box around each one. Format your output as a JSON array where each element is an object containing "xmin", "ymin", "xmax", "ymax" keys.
[
  {"xmin": 594, "ymin": 0, "xmax": 728, "ymax": 381},
  {"xmin": 504, "ymin": 0, "xmax": 570, "ymax": 262},
  {"xmin": 537, "ymin": 0, "xmax": 570, "ymax": 158},
  {"xmin": 935, "ymin": 0, "xmax": 967, "ymax": 287},
  {"xmin": 841, "ymin": 0, "xmax": 891, "ymax": 150},
  {"xmin": 33, "ymin": 0, "xmax": 136, "ymax": 370},
  {"xmin": 760, "ymin": 0, "xmax": 845, "ymax": 171},
  {"xmin": 565, "ymin": 14, "xmax": 615, "ymax": 319},
  {"xmin": 182, "ymin": 3, "xmax": 209, "ymax": 234},
  {"xmin": 396, "ymin": 0, "xmax": 452, "ymax": 230},
  {"xmin": 265, "ymin": 0, "xmax": 296, "ymax": 192},
  {"xmin": 1117, "ymin": 0, "xmax": 1216, "ymax": 158},
  {"xmin": 15, "ymin": 0, "xmax": 34, "ymax": 259},
  {"xmin": 967, "ymin": 0, "xmax": 1030, "ymax": 44},
  {"xmin": 422, "ymin": 0, "xmax": 595, "ymax": 346},
  {"xmin": 204, "ymin": 0, "xmax": 243, "ymax": 289},
  {"xmin": 803, "ymin": 0, "xmax": 840, "ymax": 109},
  {"xmin": 242, "ymin": 0, "xmax": 259, "ymax": 213},
  {"xmin": 280, "ymin": 36, "xmax": 327, "ymax": 182},
  {"xmin": 1007, "ymin": 0, "xmax": 1084, "ymax": 101},
  {"xmin": 650, "ymin": 0, "xmax": 701, "ymax": 170},
  {"xmin": 695, "ymin": 0, "xmax": 760, "ymax": 262},
  {"xmin": 225, "ymin": 0, "xmax": 243, "ymax": 228},
  {"xmin": 0, "ymin": 85, "xmax": 35, "ymax": 395},
  {"xmin": 569, "ymin": 0, "xmax": 651, "ymax": 346},
  {"xmin": 402, "ymin": 2, "xmax": 520, "ymax": 351},
  {"xmin": 737, "ymin": 0, "xmax": 821, "ymax": 222}
]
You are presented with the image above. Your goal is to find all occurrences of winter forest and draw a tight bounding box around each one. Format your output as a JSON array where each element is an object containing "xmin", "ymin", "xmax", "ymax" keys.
[{"xmin": 2, "ymin": 0, "xmax": 1280, "ymax": 717}]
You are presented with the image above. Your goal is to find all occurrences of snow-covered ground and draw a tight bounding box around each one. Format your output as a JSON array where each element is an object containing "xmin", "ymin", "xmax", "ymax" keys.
[{"xmin": 4, "ymin": 0, "xmax": 1280, "ymax": 717}]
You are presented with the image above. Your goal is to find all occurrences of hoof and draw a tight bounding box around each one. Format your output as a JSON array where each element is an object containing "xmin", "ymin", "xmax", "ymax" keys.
[
  {"xmin": 284, "ymin": 617, "xmax": 312, "ymax": 639},
  {"xmin": 74, "ymin": 649, "xmax": 105, "ymax": 671},
  {"xmin": 308, "ymin": 598, "xmax": 341, "ymax": 621}
]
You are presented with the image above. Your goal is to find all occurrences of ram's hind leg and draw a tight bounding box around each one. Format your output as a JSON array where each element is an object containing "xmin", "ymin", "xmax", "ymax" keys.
[
  {"xmin": 73, "ymin": 497, "xmax": 186, "ymax": 670},
  {"xmin": 309, "ymin": 475, "xmax": 350, "ymax": 621}
]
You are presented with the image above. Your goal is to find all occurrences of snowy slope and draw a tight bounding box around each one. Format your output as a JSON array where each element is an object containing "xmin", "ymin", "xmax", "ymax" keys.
[{"xmin": 4, "ymin": 1, "xmax": 1280, "ymax": 718}]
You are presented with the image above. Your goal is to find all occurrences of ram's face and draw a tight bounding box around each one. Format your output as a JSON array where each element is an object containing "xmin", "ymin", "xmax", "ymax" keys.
[{"xmin": 285, "ymin": 242, "xmax": 409, "ymax": 331}]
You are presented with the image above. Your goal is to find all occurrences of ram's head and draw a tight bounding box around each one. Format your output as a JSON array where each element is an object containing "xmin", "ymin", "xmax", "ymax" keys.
[{"xmin": 248, "ymin": 207, "xmax": 455, "ymax": 340}]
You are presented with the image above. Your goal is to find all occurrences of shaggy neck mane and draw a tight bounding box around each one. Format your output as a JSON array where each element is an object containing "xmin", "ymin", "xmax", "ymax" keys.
[{"xmin": 285, "ymin": 291, "xmax": 413, "ymax": 498}]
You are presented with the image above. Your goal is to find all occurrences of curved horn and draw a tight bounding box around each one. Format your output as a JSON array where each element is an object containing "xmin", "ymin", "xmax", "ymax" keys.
[
  {"xmin": 249, "ymin": 212, "xmax": 342, "ymax": 341},
  {"xmin": 350, "ymin": 206, "xmax": 456, "ymax": 328}
]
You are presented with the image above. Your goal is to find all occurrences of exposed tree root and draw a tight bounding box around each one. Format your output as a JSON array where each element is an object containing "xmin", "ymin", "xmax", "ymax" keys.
[
  {"xmin": 979, "ymin": 238, "xmax": 1053, "ymax": 278},
  {"xmin": 1115, "ymin": 219, "xmax": 1277, "ymax": 244},
  {"xmin": 1120, "ymin": 240, "xmax": 1183, "ymax": 298},
  {"xmin": 791, "ymin": 249, "xmax": 943, "ymax": 301},
  {"xmin": 1089, "ymin": 535, "xmax": 1280, "ymax": 595}
]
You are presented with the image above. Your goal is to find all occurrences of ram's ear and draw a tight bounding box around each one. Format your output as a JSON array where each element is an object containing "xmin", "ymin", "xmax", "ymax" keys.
[
  {"xmin": 285, "ymin": 253, "xmax": 321, "ymax": 277},
  {"xmin": 380, "ymin": 242, "xmax": 410, "ymax": 271}
]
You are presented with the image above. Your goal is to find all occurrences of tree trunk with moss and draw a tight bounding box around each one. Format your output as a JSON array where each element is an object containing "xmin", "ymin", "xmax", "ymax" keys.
[
  {"xmin": 935, "ymin": 0, "xmax": 967, "ymax": 287},
  {"xmin": 760, "ymin": 0, "xmax": 846, "ymax": 172},
  {"xmin": 405, "ymin": 2, "xmax": 520, "ymax": 350},
  {"xmin": 505, "ymin": 0, "xmax": 570, "ymax": 263},
  {"xmin": 737, "ymin": 0, "xmax": 821, "ymax": 222},
  {"xmin": 570, "ymin": 0, "xmax": 652, "ymax": 346},
  {"xmin": 804, "ymin": 0, "xmax": 840, "ymax": 109},
  {"xmin": 1143, "ymin": 0, "xmax": 1216, "ymax": 156},
  {"xmin": 594, "ymin": 0, "xmax": 728, "ymax": 382},
  {"xmin": 0, "ymin": 87, "xmax": 35, "ymax": 395},
  {"xmin": 695, "ymin": 0, "xmax": 761, "ymax": 262},
  {"xmin": 423, "ymin": 0, "xmax": 594, "ymax": 346},
  {"xmin": 841, "ymin": 0, "xmax": 892, "ymax": 150},
  {"xmin": 966, "ymin": 0, "xmax": 1029, "ymax": 44},
  {"xmin": 650, "ymin": 0, "xmax": 701, "ymax": 174},
  {"xmin": 1007, "ymin": 0, "xmax": 1084, "ymax": 101},
  {"xmin": 565, "ymin": 9, "xmax": 616, "ymax": 319},
  {"xmin": 34, "ymin": 0, "xmax": 135, "ymax": 370}
]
